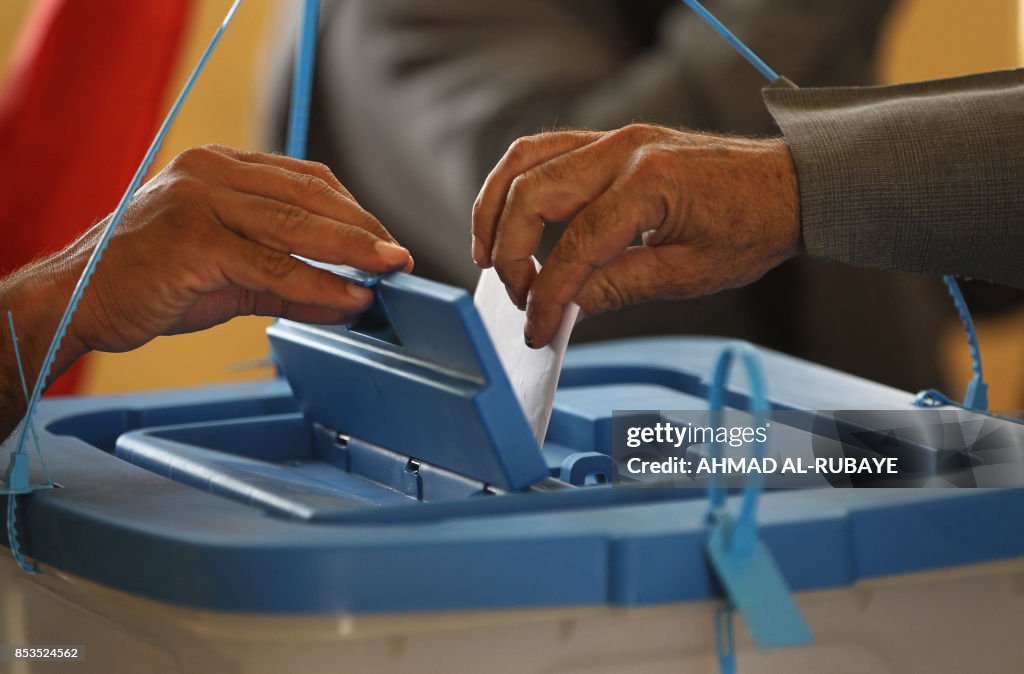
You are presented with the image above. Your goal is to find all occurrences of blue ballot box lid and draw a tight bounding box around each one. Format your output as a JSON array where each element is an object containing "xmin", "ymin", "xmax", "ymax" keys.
[
  {"xmin": 266, "ymin": 272, "xmax": 548, "ymax": 492},
  {"xmin": 2, "ymin": 338, "xmax": 1023, "ymax": 614},
  {"xmin": 3, "ymin": 273, "xmax": 1024, "ymax": 615}
]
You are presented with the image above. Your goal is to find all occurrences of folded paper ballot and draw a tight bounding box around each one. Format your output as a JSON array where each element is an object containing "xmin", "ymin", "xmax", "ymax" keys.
[{"xmin": 474, "ymin": 262, "xmax": 580, "ymax": 444}]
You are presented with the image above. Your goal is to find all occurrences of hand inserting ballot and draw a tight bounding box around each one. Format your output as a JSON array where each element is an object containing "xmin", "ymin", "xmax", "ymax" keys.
[
  {"xmin": 471, "ymin": 124, "xmax": 802, "ymax": 348},
  {"xmin": 0, "ymin": 145, "xmax": 411, "ymax": 437}
]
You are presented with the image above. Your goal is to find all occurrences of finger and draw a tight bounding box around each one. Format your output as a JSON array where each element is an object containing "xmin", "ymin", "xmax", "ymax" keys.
[
  {"xmin": 164, "ymin": 288, "xmax": 360, "ymax": 334},
  {"xmin": 210, "ymin": 190, "xmax": 412, "ymax": 274},
  {"xmin": 490, "ymin": 142, "xmax": 628, "ymax": 307},
  {"xmin": 206, "ymin": 144, "xmax": 357, "ymax": 200},
  {"xmin": 574, "ymin": 245, "xmax": 715, "ymax": 315},
  {"xmin": 211, "ymin": 229, "xmax": 377, "ymax": 314},
  {"xmin": 472, "ymin": 131, "xmax": 600, "ymax": 267},
  {"xmin": 170, "ymin": 145, "xmax": 404, "ymax": 255},
  {"xmin": 524, "ymin": 180, "xmax": 666, "ymax": 347},
  {"xmin": 219, "ymin": 161, "xmax": 397, "ymax": 247},
  {"xmin": 248, "ymin": 293, "xmax": 361, "ymax": 325},
  {"xmin": 201, "ymin": 145, "xmax": 401, "ymax": 249},
  {"xmin": 228, "ymin": 163, "xmax": 395, "ymax": 242}
]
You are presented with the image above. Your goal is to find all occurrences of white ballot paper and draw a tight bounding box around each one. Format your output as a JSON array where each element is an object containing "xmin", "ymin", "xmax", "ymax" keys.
[{"xmin": 474, "ymin": 261, "xmax": 580, "ymax": 444}]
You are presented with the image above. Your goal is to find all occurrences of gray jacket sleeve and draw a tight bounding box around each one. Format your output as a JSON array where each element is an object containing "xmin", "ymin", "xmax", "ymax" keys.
[{"xmin": 764, "ymin": 69, "xmax": 1024, "ymax": 289}]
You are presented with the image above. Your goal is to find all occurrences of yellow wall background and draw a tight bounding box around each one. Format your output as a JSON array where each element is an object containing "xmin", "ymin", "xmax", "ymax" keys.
[
  {"xmin": 1, "ymin": 0, "xmax": 1022, "ymax": 405},
  {"xmin": 80, "ymin": 0, "xmax": 285, "ymax": 393},
  {"xmin": 880, "ymin": 0, "xmax": 1020, "ymax": 81}
]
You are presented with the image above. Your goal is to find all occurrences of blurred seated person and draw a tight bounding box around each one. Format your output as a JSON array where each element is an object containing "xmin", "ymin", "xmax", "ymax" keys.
[{"xmin": 264, "ymin": 0, "xmax": 957, "ymax": 392}]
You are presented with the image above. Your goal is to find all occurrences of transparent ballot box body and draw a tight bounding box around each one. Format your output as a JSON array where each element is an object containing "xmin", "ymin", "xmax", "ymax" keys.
[{"xmin": 3, "ymin": 273, "xmax": 1023, "ymax": 673}]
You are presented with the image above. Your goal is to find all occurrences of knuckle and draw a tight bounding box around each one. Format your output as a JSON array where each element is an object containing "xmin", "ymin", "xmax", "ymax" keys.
[
  {"xmin": 171, "ymin": 147, "xmax": 203, "ymax": 168},
  {"xmin": 234, "ymin": 288, "xmax": 259, "ymax": 317},
  {"xmin": 165, "ymin": 174, "xmax": 209, "ymax": 200},
  {"xmin": 612, "ymin": 124, "xmax": 643, "ymax": 144},
  {"xmin": 173, "ymin": 144, "xmax": 217, "ymax": 170},
  {"xmin": 506, "ymin": 173, "xmax": 537, "ymax": 205},
  {"xmin": 275, "ymin": 202, "xmax": 312, "ymax": 233},
  {"xmin": 506, "ymin": 136, "xmax": 536, "ymax": 161},
  {"xmin": 628, "ymin": 145, "xmax": 671, "ymax": 179},
  {"xmin": 304, "ymin": 161, "xmax": 334, "ymax": 181},
  {"xmin": 257, "ymin": 248, "xmax": 298, "ymax": 280},
  {"xmin": 200, "ymin": 143, "xmax": 233, "ymax": 156},
  {"xmin": 587, "ymin": 274, "xmax": 627, "ymax": 312},
  {"xmin": 354, "ymin": 212, "xmax": 385, "ymax": 236},
  {"xmin": 491, "ymin": 246, "xmax": 520, "ymax": 269},
  {"xmin": 554, "ymin": 228, "xmax": 593, "ymax": 269},
  {"xmin": 296, "ymin": 173, "xmax": 333, "ymax": 200},
  {"xmin": 534, "ymin": 158, "xmax": 567, "ymax": 184},
  {"xmin": 612, "ymin": 123, "xmax": 660, "ymax": 147}
]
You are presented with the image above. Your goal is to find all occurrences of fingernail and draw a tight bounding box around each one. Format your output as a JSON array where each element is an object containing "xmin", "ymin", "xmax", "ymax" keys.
[
  {"xmin": 375, "ymin": 240, "xmax": 411, "ymax": 266},
  {"xmin": 348, "ymin": 284, "xmax": 374, "ymax": 303}
]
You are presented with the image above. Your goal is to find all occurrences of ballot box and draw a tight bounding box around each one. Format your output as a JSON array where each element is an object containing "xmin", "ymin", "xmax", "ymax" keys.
[{"xmin": 3, "ymin": 271, "xmax": 1024, "ymax": 674}]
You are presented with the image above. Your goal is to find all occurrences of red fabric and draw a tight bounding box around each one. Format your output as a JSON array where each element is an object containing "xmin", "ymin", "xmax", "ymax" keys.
[{"xmin": 0, "ymin": 0, "xmax": 193, "ymax": 395}]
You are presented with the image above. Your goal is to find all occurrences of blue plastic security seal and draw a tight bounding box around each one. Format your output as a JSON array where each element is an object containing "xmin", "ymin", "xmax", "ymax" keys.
[
  {"xmin": 4, "ymin": 312, "xmax": 54, "ymax": 574},
  {"xmin": 704, "ymin": 342, "xmax": 812, "ymax": 662}
]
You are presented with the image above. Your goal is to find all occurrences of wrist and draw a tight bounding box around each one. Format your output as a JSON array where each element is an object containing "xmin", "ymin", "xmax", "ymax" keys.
[
  {"xmin": 0, "ymin": 254, "xmax": 90, "ymax": 395},
  {"xmin": 766, "ymin": 137, "xmax": 804, "ymax": 259}
]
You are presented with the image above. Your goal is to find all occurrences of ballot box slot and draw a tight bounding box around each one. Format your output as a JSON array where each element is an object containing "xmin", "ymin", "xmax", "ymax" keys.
[{"xmin": 346, "ymin": 292, "xmax": 402, "ymax": 346}]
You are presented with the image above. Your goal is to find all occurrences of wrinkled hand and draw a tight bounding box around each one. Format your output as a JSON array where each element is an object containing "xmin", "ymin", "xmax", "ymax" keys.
[
  {"xmin": 78, "ymin": 145, "xmax": 412, "ymax": 354},
  {"xmin": 471, "ymin": 124, "xmax": 802, "ymax": 348},
  {"xmin": 7, "ymin": 144, "xmax": 411, "ymax": 375}
]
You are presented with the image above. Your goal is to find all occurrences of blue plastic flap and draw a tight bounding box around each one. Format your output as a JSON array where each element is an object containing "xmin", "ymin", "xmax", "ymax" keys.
[{"xmin": 267, "ymin": 272, "xmax": 548, "ymax": 491}]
